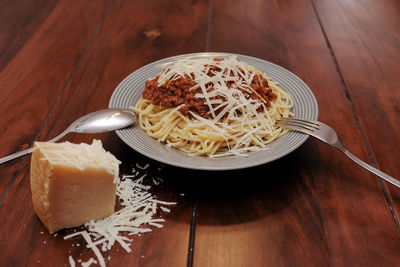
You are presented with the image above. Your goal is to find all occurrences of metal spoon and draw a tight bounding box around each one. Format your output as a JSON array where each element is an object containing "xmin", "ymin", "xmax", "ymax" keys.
[{"xmin": 0, "ymin": 108, "xmax": 137, "ymax": 165}]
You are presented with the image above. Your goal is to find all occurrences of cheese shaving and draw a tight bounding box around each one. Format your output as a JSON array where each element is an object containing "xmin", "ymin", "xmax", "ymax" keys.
[
  {"xmin": 134, "ymin": 56, "xmax": 294, "ymax": 157},
  {"xmin": 64, "ymin": 165, "xmax": 176, "ymax": 266},
  {"xmin": 157, "ymin": 56, "xmax": 272, "ymax": 125},
  {"xmin": 68, "ymin": 256, "xmax": 76, "ymax": 267}
]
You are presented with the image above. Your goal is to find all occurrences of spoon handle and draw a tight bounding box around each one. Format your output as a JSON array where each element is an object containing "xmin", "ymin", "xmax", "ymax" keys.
[
  {"xmin": 0, "ymin": 148, "xmax": 36, "ymax": 165},
  {"xmin": 0, "ymin": 129, "xmax": 70, "ymax": 165}
]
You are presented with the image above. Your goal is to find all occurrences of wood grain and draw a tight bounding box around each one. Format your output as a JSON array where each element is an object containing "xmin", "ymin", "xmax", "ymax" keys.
[
  {"xmin": 0, "ymin": 0, "xmax": 58, "ymax": 70},
  {"xmin": 0, "ymin": 147, "xmax": 194, "ymax": 266},
  {"xmin": 1, "ymin": 0, "xmax": 400, "ymax": 266},
  {"xmin": 0, "ymin": 0, "xmax": 209, "ymax": 265},
  {"xmin": 313, "ymin": 0, "xmax": 400, "ymax": 227},
  {"xmin": 193, "ymin": 0, "xmax": 400, "ymax": 266},
  {"xmin": 0, "ymin": 0, "xmax": 110, "ymax": 198}
]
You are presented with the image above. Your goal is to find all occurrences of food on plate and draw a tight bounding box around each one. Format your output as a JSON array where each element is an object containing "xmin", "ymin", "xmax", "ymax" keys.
[
  {"xmin": 133, "ymin": 56, "xmax": 293, "ymax": 156},
  {"xmin": 30, "ymin": 140, "xmax": 120, "ymax": 234}
]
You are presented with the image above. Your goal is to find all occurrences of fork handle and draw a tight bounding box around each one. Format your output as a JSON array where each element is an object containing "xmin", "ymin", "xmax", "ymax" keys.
[{"xmin": 340, "ymin": 147, "xmax": 400, "ymax": 188}]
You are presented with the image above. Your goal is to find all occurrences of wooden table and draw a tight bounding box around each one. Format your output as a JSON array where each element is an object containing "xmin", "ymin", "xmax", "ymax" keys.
[{"xmin": 1, "ymin": 0, "xmax": 400, "ymax": 266}]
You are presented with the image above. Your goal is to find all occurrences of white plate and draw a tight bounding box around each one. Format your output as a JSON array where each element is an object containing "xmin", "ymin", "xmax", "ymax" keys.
[{"xmin": 109, "ymin": 52, "xmax": 318, "ymax": 170}]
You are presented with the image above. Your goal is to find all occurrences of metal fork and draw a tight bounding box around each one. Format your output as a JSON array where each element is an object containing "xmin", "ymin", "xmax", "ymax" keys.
[{"xmin": 277, "ymin": 117, "xmax": 400, "ymax": 189}]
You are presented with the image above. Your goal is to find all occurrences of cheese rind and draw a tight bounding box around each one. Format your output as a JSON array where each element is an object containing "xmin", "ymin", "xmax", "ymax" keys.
[{"xmin": 30, "ymin": 140, "xmax": 120, "ymax": 234}]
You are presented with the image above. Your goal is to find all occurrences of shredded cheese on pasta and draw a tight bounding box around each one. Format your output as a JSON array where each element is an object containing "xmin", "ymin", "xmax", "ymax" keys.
[{"xmin": 133, "ymin": 56, "xmax": 293, "ymax": 156}]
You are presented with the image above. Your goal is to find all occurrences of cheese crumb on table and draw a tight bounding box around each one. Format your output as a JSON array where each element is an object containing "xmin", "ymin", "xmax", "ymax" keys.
[
  {"xmin": 64, "ymin": 169, "xmax": 176, "ymax": 267},
  {"xmin": 30, "ymin": 140, "xmax": 121, "ymax": 234}
]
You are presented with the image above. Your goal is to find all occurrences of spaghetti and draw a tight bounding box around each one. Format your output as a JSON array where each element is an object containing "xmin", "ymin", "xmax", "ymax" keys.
[{"xmin": 132, "ymin": 56, "xmax": 293, "ymax": 157}]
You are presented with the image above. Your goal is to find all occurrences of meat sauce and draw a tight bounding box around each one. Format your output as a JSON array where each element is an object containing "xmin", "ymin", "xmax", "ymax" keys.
[{"xmin": 142, "ymin": 65, "xmax": 277, "ymax": 119}]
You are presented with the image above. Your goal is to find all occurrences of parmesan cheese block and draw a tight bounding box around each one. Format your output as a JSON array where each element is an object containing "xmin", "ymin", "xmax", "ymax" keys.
[{"xmin": 30, "ymin": 140, "xmax": 121, "ymax": 234}]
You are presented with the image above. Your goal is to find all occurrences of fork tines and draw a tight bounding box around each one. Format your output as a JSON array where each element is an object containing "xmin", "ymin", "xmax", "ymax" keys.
[{"xmin": 277, "ymin": 117, "xmax": 320, "ymax": 132}]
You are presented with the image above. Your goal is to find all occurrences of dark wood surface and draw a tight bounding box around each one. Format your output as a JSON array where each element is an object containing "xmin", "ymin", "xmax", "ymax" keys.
[{"xmin": 1, "ymin": 0, "xmax": 400, "ymax": 266}]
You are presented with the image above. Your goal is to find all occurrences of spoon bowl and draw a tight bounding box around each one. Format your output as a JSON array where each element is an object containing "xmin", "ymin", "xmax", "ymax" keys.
[
  {"xmin": 0, "ymin": 108, "xmax": 137, "ymax": 164},
  {"xmin": 59, "ymin": 108, "xmax": 137, "ymax": 136}
]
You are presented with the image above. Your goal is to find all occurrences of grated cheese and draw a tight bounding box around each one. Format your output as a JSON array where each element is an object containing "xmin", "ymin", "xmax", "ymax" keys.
[
  {"xmin": 68, "ymin": 256, "xmax": 75, "ymax": 267},
  {"xmin": 64, "ymin": 165, "xmax": 176, "ymax": 266},
  {"xmin": 82, "ymin": 258, "xmax": 98, "ymax": 267},
  {"xmin": 154, "ymin": 56, "xmax": 279, "ymax": 156}
]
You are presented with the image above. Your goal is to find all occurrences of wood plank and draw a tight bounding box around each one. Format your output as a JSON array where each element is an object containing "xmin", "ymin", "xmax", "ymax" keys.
[
  {"xmin": 0, "ymin": 0, "xmax": 210, "ymax": 265},
  {"xmin": 0, "ymin": 0, "xmax": 58, "ymax": 70},
  {"xmin": 313, "ymin": 0, "xmax": 400, "ymax": 225},
  {"xmin": 194, "ymin": 0, "xmax": 400, "ymax": 266},
  {"xmin": 2, "ymin": 0, "xmax": 399, "ymax": 266},
  {"xmin": 0, "ymin": 0, "xmax": 110, "ymax": 198},
  {"xmin": 193, "ymin": 149, "xmax": 331, "ymax": 266},
  {"xmin": 0, "ymin": 140, "xmax": 194, "ymax": 266},
  {"xmin": 0, "ymin": 0, "xmax": 59, "ymax": 203}
]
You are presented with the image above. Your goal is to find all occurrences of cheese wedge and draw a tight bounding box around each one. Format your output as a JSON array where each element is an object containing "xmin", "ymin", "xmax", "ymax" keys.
[{"xmin": 30, "ymin": 140, "xmax": 121, "ymax": 234}]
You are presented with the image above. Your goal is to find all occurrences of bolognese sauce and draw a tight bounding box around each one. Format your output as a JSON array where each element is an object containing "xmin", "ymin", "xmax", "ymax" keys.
[
  {"xmin": 142, "ymin": 59, "xmax": 277, "ymax": 120},
  {"xmin": 133, "ymin": 56, "xmax": 294, "ymax": 157}
]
